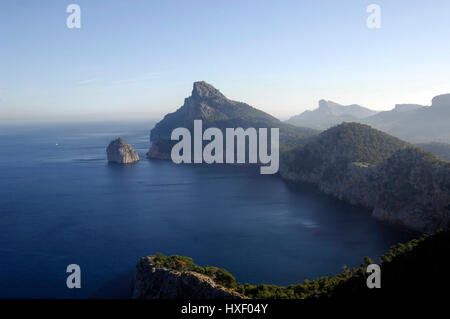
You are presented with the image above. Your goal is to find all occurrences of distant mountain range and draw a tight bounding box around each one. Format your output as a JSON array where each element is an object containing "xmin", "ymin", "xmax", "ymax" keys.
[
  {"xmin": 148, "ymin": 81, "xmax": 450, "ymax": 232},
  {"xmin": 286, "ymin": 95, "xmax": 450, "ymax": 143},
  {"xmin": 286, "ymin": 100, "xmax": 378, "ymax": 130}
]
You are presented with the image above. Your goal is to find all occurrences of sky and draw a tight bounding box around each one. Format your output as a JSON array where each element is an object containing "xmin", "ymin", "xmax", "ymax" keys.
[{"xmin": 1, "ymin": 0, "xmax": 450, "ymax": 124}]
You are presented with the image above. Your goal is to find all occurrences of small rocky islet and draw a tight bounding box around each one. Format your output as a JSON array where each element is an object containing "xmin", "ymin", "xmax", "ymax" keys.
[{"xmin": 106, "ymin": 137, "xmax": 140, "ymax": 164}]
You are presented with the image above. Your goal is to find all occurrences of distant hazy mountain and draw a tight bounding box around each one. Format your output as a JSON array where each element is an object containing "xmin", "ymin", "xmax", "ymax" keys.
[
  {"xmin": 147, "ymin": 81, "xmax": 317, "ymax": 159},
  {"xmin": 287, "ymin": 94, "xmax": 450, "ymax": 143},
  {"xmin": 286, "ymin": 100, "xmax": 378, "ymax": 130},
  {"xmin": 362, "ymin": 94, "xmax": 450, "ymax": 143}
]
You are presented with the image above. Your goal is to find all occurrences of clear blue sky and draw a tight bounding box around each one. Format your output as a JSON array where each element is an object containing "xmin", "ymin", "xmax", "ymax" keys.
[{"xmin": 1, "ymin": 0, "xmax": 450, "ymax": 123}]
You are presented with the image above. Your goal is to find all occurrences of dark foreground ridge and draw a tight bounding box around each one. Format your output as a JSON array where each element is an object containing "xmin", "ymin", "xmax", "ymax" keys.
[
  {"xmin": 131, "ymin": 254, "xmax": 245, "ymax": 299},
  {"xmin": 132, "ymin": 228, "xmax": 450, "ymax": 300}
]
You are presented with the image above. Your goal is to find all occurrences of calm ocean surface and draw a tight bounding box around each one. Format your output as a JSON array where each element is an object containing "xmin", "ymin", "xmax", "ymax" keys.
[{"xmin": 0, "ymin": 122, "xmax": 413, "ymax": 298}]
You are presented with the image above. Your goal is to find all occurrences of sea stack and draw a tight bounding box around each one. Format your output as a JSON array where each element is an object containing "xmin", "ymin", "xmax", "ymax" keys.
[{"xmin": 107, "ymin": 137, "xmax": 140, "ymax": 164}]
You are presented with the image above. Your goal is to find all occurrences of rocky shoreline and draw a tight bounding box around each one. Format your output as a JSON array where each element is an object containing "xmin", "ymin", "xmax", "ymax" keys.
[{"xmin": 131, "ymin": 256, "xmax": 245, "ymax": 299}]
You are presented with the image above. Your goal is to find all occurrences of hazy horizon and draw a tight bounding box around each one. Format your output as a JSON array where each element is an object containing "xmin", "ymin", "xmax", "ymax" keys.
[{"xmin": 1, "ymin": 0, "xmax": 450, "ymax": 124}]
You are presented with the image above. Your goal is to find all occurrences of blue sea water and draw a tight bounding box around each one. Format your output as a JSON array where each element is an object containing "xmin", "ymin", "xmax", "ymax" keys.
[{"xmin": 0, "ymin": 122, "xmax": 413, "ymax": 298}]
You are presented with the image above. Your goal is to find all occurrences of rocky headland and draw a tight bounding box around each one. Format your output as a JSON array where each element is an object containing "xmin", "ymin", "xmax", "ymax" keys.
[
  {"xmin": 147, "ymin": 81, "xmax": 317, "ymax": 159},
  {"xmin": 131, "ymin": 255, "xmax": 245, "ymax": 299}
]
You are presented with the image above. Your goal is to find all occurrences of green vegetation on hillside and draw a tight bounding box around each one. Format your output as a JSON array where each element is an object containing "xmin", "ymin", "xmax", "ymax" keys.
[
  {"xmin": 151, "ymin": 253, "xmax": 237, "ymax": 289},
  {"xmin": 284, "ymin": 122, "xmax": 409, "ymax": 167},
  {"xmin": 416, "ymin": 142, "xmax": 450, "ymax": 162},
  {"xmin": 281, "ymin": 122, "xmax": 411, "ymax": 185}
]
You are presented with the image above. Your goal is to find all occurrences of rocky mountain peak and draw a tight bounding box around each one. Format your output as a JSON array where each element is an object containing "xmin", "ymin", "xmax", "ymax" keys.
[
  {"xmin": 318, "ymin": 99, "xmax": 332, "ymax": 109},
  {"xmin": 393, "ymin": 104, "xmax": 425, "ymax": 113},
  {"xmin": 431, "ymin": 93, "xmax": 450, "ymax": 109},
  {"xmin": 317, "ymin": 100, "xmax": 348, "ymax": 116},
  {"xmin": 191, "ymin": 81, "xmax": 226, "ymax": 100}
]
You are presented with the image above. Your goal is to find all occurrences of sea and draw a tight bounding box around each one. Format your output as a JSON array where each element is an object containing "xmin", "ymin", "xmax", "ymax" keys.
[{"xmin": 0, "ymin": 122, "xmax": 414, "ymax": 298}]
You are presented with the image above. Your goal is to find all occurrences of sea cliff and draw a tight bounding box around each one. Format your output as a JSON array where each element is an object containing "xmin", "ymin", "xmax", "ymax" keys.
[{"xmin": 131, "ymin": 255, "xmax": 245, "ymax": 299}]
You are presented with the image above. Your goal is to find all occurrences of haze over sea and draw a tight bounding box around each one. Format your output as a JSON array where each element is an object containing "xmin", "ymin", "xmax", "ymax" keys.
[{"xmin": 0, "ymin": 122, "xmax": 412, "ymax": 298}]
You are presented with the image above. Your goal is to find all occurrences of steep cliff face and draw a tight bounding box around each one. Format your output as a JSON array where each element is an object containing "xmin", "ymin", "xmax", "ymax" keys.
[
  {"xmin": 372, "ymin": 149, "xmax": 450, "ymax": 232},
  {"xmin": 106, "ymin": 137, "xmax": 140, "ymax": 164},
  {"xmin": 131, "ymin": 256, "xmax": 245, "ymax": 299},
  {"xmin": 280, "ymin": 123, "xmax": 450, "ymax": 233}
]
